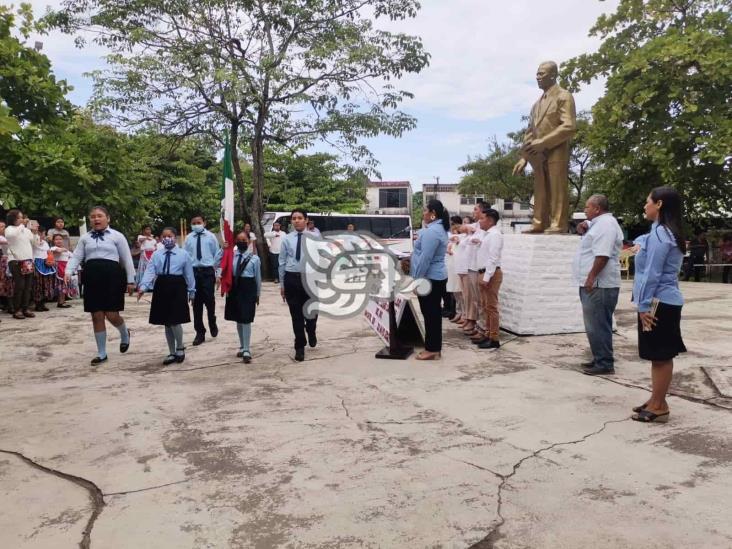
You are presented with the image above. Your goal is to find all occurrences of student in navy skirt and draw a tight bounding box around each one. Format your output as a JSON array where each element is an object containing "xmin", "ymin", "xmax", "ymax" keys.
[
  {"xmin": 66, "ymin": 206, "xmax": 136, "ymax": 365},
  {"xmin": 631, "ymin": 187, "xmax": 687, "ymax": 423},
  {"xmin": 224, "ymin": 231, "xmax": 261, "ymax": 364},
  {"xmin": 137, "ymin": 227, "xmax": 196, "ymax": 365}
]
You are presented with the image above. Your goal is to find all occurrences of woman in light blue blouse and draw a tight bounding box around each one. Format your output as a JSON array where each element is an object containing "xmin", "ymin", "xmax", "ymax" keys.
[
  {"xmin": 137, "ymin": 227, "xmax": 196, "ymax": 365},
  {"xmin": 632, "ymin": 187, "xmax": 687, "ymax": 423},
  {"xmin": 409, "ymin": 199, "xmax": 450, "ymax": 360},
  {"xmin": 224, "ymin": 230, "xmax": 262, "ymax": 364}
]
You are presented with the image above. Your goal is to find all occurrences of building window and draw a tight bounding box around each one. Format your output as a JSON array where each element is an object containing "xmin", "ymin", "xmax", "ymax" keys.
[
  {"xmin": 503, "ymin": 198, "xmax": 514, "ymax": 211},
  {"xmin": 379, "ymin": 188, "xmax": 408, "ymax": 209},
  {"xmin": 459, "ymin": 195, "xmax": 485, "ymax": 205},
  {"xmin": 424, "ymin": 194, "xmax": 436, "ymax": 203}
]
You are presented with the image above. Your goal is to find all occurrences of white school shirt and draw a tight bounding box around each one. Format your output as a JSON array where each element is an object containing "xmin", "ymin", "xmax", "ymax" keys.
[
  {"xmin": 33, "ymin": 239, "xmax": 50, "ymax": 260},
  {"xmin": 453, "ymin": 233, "xmax": 471, "ymax": 275},
  {"xmin": 264, "ymin": 230, "xmax": 284, "ymax": 254},
  {"xmin": 476, "ymin": 225, "xmax": 504, "ymax": 282},
  {"xmin": 466, "ymin": 224, "xmax": 485, "ymax": 271},
  {"xmin": 5, "ymin": 224, "xmax": 38, "ymax": 261},
  {"xmin": 67, "ymin": 227, "xmax": 136, "ymax": 284},
  {"xmin": 51, "ymin": 246, "xmax": 72, "ymax": 262}
]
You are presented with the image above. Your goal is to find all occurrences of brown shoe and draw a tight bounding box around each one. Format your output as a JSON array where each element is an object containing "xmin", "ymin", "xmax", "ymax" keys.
[
  {"xmin": 415, "ymin": 351, "xmax": 441, "ymax": 361},
  {"xmin": 22, "ymin": 310, "xmax": 36, "ymax": 318},
  {"xmin": 13, "ymin": 312, "xmax": 25, "ymax": 320}
]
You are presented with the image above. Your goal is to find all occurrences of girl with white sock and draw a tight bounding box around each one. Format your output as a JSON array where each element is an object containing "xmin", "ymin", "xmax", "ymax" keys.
[
  {"xmin": 224, "ymin": 231, "xmax": 261, "ymax": 363},
  {"xmin": 137, "ymin": 227, "xmax": 195, "ymax": 365},
  {"xmin": 66, "ymin": 206, "xmax": 136, "ymax": 365}
]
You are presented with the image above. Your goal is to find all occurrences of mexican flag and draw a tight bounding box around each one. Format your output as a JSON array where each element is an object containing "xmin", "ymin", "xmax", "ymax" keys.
[{"xmin": 219, "ymin": 137, "xmax": 235, "ymax": 296}]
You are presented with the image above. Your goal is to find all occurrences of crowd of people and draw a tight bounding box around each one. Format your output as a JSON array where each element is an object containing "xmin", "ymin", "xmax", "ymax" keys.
[{"xmin": 1, "ymin": 186, "xmax": 693, "ymax": 423}]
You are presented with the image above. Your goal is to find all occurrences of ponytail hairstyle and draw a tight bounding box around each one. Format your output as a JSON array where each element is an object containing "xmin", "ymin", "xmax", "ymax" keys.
[
  {"xmin": 426, "ymin": 199, "xmax": 450, "ymax": 232},
  {"xmin": 650, "ymin": 186, "xmax": 686, "ymax": 254}
]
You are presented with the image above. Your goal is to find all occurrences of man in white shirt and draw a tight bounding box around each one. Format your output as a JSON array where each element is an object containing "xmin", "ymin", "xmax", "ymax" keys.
[
  {"xmin": 460, "ymin": 202, "xmax": 486, "ymax": 335},
  {"xmin": 572, "ymin": 194, "xmax": 623, "ymax": 375},
  {"xmin": 264, "ymin": 221, "xmax": 285, "ymax": 284},
  {"xmin": 472, "ymin": 206, "xmax": 504, "ymax": 349},
  {"xmin": 306, "ymin": 220, "xmax": 321, "ymax": 238}
]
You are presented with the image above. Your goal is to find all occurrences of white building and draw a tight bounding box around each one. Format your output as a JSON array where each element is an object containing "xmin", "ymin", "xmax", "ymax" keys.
[
  {"xmin": 366, "ymin": 180, "xmax": 412, "ymax": 216},
  {"xmin": 422, "ymin": 183, "xmax": 533, "ymax": 233}
]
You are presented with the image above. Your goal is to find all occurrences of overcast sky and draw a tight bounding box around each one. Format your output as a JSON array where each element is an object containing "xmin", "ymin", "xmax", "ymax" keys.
[{"xmin": 27, "ymin": 0, "xmax": 619, "ymax": 191}]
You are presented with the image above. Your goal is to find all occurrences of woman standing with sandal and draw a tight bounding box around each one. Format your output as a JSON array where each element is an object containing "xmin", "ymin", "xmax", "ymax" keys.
[
  {"xmin": 409, "ymin": 199, "xmax": 449, "ymax": 360},
  {"xmin": 66, "ymin": 206, "xmax": 136, "ymax": 365},
  {"xmin": 224, "ymin": 231, "xmax": 261, "ymax": 364},
  {"xmin": 631, "ymin": 187, "xmax": 687, "ymax": 423},
  {"xmin": 137, "ymin": 227, "xmax": 195, "ymax": 365},
  {"xmin": 4, "ymin": 210, "xmax": 39, "ymax": 319}
]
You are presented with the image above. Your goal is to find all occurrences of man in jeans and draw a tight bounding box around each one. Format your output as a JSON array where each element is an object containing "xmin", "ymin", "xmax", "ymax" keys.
[{"xmin": 573, "ymin": 195, "xmax": 623, "ymax": 375}]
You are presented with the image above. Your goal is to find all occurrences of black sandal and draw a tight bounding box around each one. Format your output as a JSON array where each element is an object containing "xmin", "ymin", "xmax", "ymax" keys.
[
  {"xmin": 90, "ymin": 356, "xmax": 108, "ymax": 365},
  {"xmin": 632, "ymin": 403, "xmax": 648, "ymax": 413},
  {"xmin": 632, "ymin": 409, "xmax": 669, "ymax": 423}
]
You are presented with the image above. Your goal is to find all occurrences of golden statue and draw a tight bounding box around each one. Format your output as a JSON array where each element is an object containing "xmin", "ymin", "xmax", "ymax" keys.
[{"xmin": 513, "ymin": 61, "xmax": 577, "ymax": 233}]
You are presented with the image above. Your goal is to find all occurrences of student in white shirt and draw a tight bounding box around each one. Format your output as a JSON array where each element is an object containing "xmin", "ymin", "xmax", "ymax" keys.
[
  {"xmin": 66, "ymin": 206, "xmax": 136, "ymax": 365},
  {"xmin": 461, "ymin": 202, "xmax": 486, "ymax": 336},
  {"xmin": 471, "ymin": 207, "xmax": 504, "ymax": 349},
  {"xmin": 264, "ymin": 221, "xmax": 285, "ymax": 283},
  {"xmin": 51, "ymin": 233, "xmax": 74, "ymax": 307},
  {"xmin": 32, "ymin": 226, "xmax": 57, "ymax": 312},
  {"xmin": 243, "ymin": 223, "xmax": 258, "ymax": 255},
  {"xmin": 4, "ymin": 209, "xmax": 39, "ymax": 319}
]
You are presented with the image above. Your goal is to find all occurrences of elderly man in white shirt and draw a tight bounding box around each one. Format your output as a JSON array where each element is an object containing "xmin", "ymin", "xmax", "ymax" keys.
[
  {"xmin": 572, "ymin": 194, "xmax": 623, "ymax": 375},
  {"xmin": 471, "ymin": 206, "xmax": 504, "ymax": 349}
]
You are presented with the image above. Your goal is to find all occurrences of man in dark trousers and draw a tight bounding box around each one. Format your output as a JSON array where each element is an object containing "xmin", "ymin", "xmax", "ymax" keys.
[
  {"xmin": 183, "ymin": 214, "xmax": 222, "ymax": 345},
  {"xmin": 278, "ymin": 209, "xmax": 317, "ymax": 362}
]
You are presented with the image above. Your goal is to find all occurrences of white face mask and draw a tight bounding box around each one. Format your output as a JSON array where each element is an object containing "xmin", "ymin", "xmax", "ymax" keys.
[{"xmin": 191, "ymin": 224, "xmax": 204, "ymax": 233}]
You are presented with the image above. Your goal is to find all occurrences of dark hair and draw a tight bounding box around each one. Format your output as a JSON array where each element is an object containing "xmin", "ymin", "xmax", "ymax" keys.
[
  {"xmin": 6, "ymin": 209, "xmax": 22, "ymax": 225},
  {"xmin": 89, "ymin": 205, "xmax": 109, "ymax": 216},
  {"xmin": 52, "ymin": 233, "xmax": 64, "ymax": 241},
  {"xmin": 161, "ymin": 226, "xmax": 178, "ymax": 236},
  {"xmin": 142, "ymin": 224, "xmax": 152, "ymax": 232},
  {"xmin": 426, "ymin": 199, "xmax": 450, "ymax": 232},
  {"xmin": 235, "ymin": 230, "xmax": 250, "ymax": 241},
  {"xmin": 291, "ymin": 208, "xmax": 308, "ymax": 219},
  {"xmin": 54, "ymin": 216, "xmax": 64, "ymax": 223},
  {"xmin": 650, "ymin": 186, "xmax": 686, "ymax": 254},
  {"xmin": 38, "ymin": 225, "xmax": 46, "ymax": 233},
  {"xmin": 450, "ymin": 215, "xmax": 463, "ymax": 225},
  {"xmin": 191, "ymin": 214, "xmax": 205, "ymax": 222},
  {"xmin": 482, "ymin": 207, "xmax": 500, "ymax": 224}
]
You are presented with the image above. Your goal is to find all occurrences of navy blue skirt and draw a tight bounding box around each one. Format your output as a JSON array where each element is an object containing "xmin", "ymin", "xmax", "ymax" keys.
[{"xmin": 637, "ymin": 302, "xmax": 687, "ymax": 361}]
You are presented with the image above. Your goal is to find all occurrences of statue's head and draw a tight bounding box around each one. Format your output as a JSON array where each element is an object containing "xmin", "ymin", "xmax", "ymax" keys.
[{"xmin": 536, "ymin": 61, "xmax": 558, "ymax": 91}]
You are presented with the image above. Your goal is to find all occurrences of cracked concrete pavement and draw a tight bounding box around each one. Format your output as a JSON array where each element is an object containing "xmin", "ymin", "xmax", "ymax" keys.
[{"xmin": 1, "ymin": 280, "xmax": 731, "ymax": 548}]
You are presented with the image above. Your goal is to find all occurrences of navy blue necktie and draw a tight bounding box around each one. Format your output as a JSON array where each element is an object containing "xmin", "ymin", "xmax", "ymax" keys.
[
  {"xmin": 195, "ymin": 233, "xmax": 202, "ymax": 260},
  {"xmin": 90, "ymin": 230, "xmax": 105, "ymax": 241},
  {"xmin": 236, "ymin": 254, "xmax": 244, "ymax": 277},
  {"xmin": 163, "ymin": 251, "xmax": 172, "ymax": 274},
  {"xmin": 295, "ymin": 232, "xmax": 302, "ymax": 261}
]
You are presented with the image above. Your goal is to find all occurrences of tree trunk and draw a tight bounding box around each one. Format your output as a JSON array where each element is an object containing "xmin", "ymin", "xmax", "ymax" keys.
[
  {"xmin": 250, "ymin": 125, "xmax": 271, "ymax": 277},
  {"xmin": 229, "ymin": 122, "xmax": 251, "ymax": 227}
]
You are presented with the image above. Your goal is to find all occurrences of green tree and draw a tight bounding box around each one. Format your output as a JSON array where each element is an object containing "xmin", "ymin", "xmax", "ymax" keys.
[
  {"xmin": 563, "ymin": 0, "xmax": 732, "ymax": 223},
  {"xmin": 457, "ymin": 136, "xmax": 534, "ymax": 203},
  {"xmin": 411, "ymin": 190, "xmax": 423, "ymax": 227},
  {"xmin": 50, "ymin": 0, "xmax": 430, "ymax": 263}
]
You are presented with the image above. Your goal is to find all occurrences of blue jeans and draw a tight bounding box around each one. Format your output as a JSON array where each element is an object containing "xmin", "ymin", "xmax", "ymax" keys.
[{"xmin": 579, "ymin": 287, "xmax": 619, "ymax": 371}]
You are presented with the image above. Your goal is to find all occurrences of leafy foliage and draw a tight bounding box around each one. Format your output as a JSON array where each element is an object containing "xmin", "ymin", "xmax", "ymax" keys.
[{"xmin": 563, "ymin": 0, "xmax": 732, "ymax": 223}]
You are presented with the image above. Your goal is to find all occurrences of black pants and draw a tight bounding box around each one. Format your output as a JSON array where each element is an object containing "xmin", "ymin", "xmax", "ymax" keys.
[
  {"xmin": 684, "ymin": 257, "xmax": 704, "ymax": 281},
  {"xmin": 192, "ymin": 267, "xmax": 216, "ymax": 335},
  {"xmin": 723, "ymin": 265, "xmax": 731, "ymax": 284},
  {"xmin": 284, "ymin": 271, "xmax": 317, "ymax": 350},
  {"xmin": 418, "ymin": 278, "xmax": 447, "ymax": 352},
  {"xmin": 9, "ymin": 261, "xmax": 33, "ymax": 312},
  {"xmin": 269, "ymin": 252, "xmax": 280, "ymax": 281}
]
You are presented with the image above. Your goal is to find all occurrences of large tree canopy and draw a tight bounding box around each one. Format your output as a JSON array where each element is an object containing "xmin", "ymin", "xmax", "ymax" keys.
[
  {"xmin": 50, "ymin": 0, "xmax": 430, "ymax": 271},
  {"xmin": 562, "ymin": 0, "xmax": 731, "ymax": 223}
]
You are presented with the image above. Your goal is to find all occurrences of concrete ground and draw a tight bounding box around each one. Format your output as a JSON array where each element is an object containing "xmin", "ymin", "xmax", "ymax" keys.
[{"xmin": 1, "ymin": 280, "xmax": 730, "ymax": 549}]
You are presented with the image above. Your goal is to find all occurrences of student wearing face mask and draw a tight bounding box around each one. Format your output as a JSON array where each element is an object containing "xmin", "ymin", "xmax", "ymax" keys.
[
  {"xmin": 183, "ymin": 214, "xmax": 223, "ymax": 346},
  {"xmin": 224, "ymin": 231, "xmax": 262, "ymax": 363},
  {"xmin": 137, "ymin": 227, "xmax": 196, "ymax": 365}
]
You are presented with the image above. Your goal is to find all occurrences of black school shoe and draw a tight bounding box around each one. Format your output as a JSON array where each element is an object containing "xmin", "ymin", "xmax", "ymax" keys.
[
  {"xmin": 90, "ymin": 355, "xmax": 108, "ymax": 365},
  {"xmin": 163, "ymin": 355, "xmax": 177, "ymax": 366},
  {"xmin": 120, "ymin": 330, "xmax": 131, "ymax": 353},
  {"xmin": 478, "ymin": 340, "xmax": 501, "ymax": 350},
  {"xmin": 307, "ymin": 331, "xmax": 317, "ymax": 348},
  {"xmin": 210, "ymin": 321, "xmax": 219, "ymax": 338},
  {"xmin": 582, "ymin": 365, "xmax": 615, "ymax": 376},
  {"xmin": 192, "ymin": 333, "xmax": 205, "ymax": 346},
  {"xmin": 295, "ymin": 348, "xmax": 305, "ymax": 362},
  {"xmin": 175, "ymin": 350, "xmax": 186, "ymax": 364}
]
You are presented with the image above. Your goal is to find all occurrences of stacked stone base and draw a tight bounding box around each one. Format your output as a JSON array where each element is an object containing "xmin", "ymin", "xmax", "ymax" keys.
[{"xmin": 499, "ymin": 234, "xmax": 585, "ymax": 335}]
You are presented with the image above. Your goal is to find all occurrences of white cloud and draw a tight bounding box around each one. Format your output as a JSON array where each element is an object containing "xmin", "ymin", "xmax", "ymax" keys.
[{"xmin": 378, "ymin": 0, "xmax": 619, "ymax": 120}]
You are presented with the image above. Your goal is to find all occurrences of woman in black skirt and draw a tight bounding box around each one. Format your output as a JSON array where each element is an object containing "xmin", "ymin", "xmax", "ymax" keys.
[
  {"xmin": 631, "ymin": 187, "xmax": 687, "ymax": 423},
  {"xmin": 137, "ymin": 227, "xmax": 195, "ymax": 365},
  {"xmin": 66, "ymin": 206, "xmax": 136, "ymax": 365},
  {"xmin": 224, "ymin": 231, "xmax": 261, "ymax": 363}
]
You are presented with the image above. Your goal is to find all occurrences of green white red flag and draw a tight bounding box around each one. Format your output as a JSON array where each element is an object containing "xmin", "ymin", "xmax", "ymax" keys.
[{"xmin": 219, "ymin": 137, "xmax": 235, "ymax": 295}]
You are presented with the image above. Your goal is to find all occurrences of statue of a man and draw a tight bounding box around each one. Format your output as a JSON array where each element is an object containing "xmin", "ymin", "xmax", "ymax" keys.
[{"xmin": 513, "ymin": 61, "xmax": 577, "ymax": 233}]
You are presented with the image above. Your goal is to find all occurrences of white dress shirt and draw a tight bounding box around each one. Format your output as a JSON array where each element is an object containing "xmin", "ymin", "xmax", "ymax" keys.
[
  {"xmin": 453, "ymin": 233, "xmax": 471, "ymax": 275},
  {"xmin": 5, "ymin": 225, "xmax": 38, "ymax": 261},
  {"xmin": 466, "ymin": 223, "xmax": 485, "ymax": 271},
  {"xmin": 476, "ymin": 225, "xmax": 503, "ymax": 282},
  {"xmin": 67, "ymin": 227, "xmax": 136, "ymax": 283},
  {"xmin": 33, "ymin": 239, "xmax": 50, "ymax": 260},
  {"xmin": 572, "ymin": 213, "xmax": 623, "ymax": 288},
  {"xmin": 264, "ymin": 230, "xmax": 284, "ymax": 254}
]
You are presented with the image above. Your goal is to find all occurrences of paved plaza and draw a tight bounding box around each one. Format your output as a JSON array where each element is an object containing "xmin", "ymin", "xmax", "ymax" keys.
[{"xmin": 1, "ymin": 281, "xmax": 731, "ymax": 548}]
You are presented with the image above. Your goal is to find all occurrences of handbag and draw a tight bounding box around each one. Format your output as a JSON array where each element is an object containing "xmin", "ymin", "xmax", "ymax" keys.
[{"xmin": 20, "ymin": 259, "xmax": 34, "ymax": 275}]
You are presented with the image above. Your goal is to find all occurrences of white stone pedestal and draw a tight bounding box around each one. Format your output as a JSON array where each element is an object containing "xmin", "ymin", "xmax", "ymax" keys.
[{"xmin": 499, "ymin": 234, "xmax": 585, "ymax": 335}]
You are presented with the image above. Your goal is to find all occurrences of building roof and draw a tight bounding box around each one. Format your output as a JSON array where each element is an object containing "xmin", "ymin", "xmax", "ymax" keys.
[
  {"xmin": 422, "ymin": 183, "xmax": 459, "ymax": 192},
  {"xmin": 367, "ymin": 180, "xmax": 411, "ymax": 188}
]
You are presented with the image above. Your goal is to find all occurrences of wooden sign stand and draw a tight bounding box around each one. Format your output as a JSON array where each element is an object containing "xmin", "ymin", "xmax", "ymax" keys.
[{"xmin": 375, "ymin": 299, "xmax": 424, "ymax": 360}]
